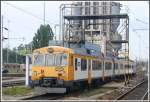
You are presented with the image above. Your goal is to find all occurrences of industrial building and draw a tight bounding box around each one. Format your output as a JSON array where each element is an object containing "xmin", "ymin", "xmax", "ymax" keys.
[{"xmin": 59, "ymin": 1, "xmax": 128, "ymax": 58}]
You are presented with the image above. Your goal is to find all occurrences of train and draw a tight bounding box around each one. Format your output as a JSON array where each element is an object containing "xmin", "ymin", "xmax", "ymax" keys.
[{"xmin": 30, "ymin": 46, "xmax": 136, "ymax": 93}]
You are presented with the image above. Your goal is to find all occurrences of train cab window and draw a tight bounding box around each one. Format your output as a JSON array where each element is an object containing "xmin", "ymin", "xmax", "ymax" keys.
[
  {"xmin": 46, "ymin": 54, "xmax": 54, "ymax": 66},
  {"xmin": 34, "ymin": 54, "xmax": 45, "ymax": 66},
  {"xmin": 81, "ymin": 59, "xmax": 87, "ymax": 71},
  {"xmin": 46, "ymin": 54, "xmax": 67, "ymax": 66},
  {"xmin": 105, "ymin": 62, "xmax": 112, "ymax": 70}
]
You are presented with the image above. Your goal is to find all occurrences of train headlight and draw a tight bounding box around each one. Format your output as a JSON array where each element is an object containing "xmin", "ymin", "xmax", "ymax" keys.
[
  {"xmin": 48, "ymin": 48, "xmax": 54, "ymax": 53},
  {"xmin": 55, "ymin": 66, "xmax": 64, "ymax": 72}
]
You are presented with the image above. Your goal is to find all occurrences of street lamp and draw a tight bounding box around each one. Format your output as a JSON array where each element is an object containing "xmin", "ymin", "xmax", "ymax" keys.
[
  {"xmin": 2, "ymin": 27, "xmax": 9, "ymax": 41},
  {"xmin": 2, "ymin": 26, "xmax": 9, "ymax": 63},
  {"xmin": 3, "ymin": 27, "xmax": 8, "ymax": 31}
]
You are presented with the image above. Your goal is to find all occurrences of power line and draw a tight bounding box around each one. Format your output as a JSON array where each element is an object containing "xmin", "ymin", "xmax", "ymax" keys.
[
  {"xmin": 43, "ymin": 1, "xmax": 45, "ymax": 25},
  {"xmin": 133, "ymin": 31, "xmax": 148, "ymax": 46},
  {"xmin": 133, "ymin": 29, "xmax": 149, "ymax": 31},
  {"xmin": 3, "ymin": 1, "xmax": 55, "ymax": 25},
  {"xmin": 136, "ymin": 18, "xmax": 148, "ymax": 25},
  {"xmin": 1, "ymin": 16, "xmax": 35, "ymax": 33}
]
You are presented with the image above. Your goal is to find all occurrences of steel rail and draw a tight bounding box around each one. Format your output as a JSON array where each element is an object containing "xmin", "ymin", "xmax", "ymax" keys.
[
  {"xmin": 22, "ymin": 94, "xmax": 65, "ymax": 100},
  {"xmin": 141, "ymin": 89, "xmax": 148, "ymax": 100},
  {"xmin": 115, "ymin": 79, "xmax": 148, "ymax": 100},
  {"xmin": 2, "ymin": 80, "xmax": 25, "ymax": 87}
]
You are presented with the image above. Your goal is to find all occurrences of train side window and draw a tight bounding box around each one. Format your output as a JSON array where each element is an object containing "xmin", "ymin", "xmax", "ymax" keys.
[
  {"xmin": 131, "ymin": 65, "xmax": 133, "ymax": 69},
  {"xmin": 120, "ymin": 64, "xmax": 123, "ymax": 69},
  {"xmin": 114, "ymin": 63, "xmax": 118, "ymax": 70},
  {"xmin": 93, "ymin": 60, "xmax": 101, "ymax": 70},
  {"xmin": 98, "ymin": 61, "xmax": 102, "ymax": 70},
  {"xmin": 81, "ymin": 59, "xmax": 87, "ymax": 71},
  {"xmin": 92, "ymin": 60, "xmax": 96, "ymax": 70},
  {"xmin": 46, "ymin": 54, "xmax": 54, "ymax": 66},
  {"xmin": 125, "ymin": 64, "xmax": 130, "ymax": 69},
  {"xmin": 75, "ymin": 58, "xmax": 78, "ymax": 71},
  {"xmin": 105, "ymin": 62, "xmax": 112, "ymax": 70}
]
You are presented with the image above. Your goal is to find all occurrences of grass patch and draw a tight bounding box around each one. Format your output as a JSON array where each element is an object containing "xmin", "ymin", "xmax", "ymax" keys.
[{"xmin": 2, "ymin": 86, "xmax": 33, "ymax": 96}]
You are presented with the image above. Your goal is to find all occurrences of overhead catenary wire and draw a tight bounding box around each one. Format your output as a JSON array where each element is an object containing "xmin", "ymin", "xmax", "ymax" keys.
[
  {"xmin": 128, "ymin": 7, "xmax": 149, "ymax": 60},
  {"xmin": 2, "ymin": 1, "xmax": 56, "ymax": 26},
  {"xmin": 0, "ymin": 15, "xmax": 35, "ymax": 32}
]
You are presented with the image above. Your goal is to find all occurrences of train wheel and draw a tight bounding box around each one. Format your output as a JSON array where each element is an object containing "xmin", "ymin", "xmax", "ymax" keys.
[{"xmin": 66, "ymin": 86, "xmax": 74, "ymax": 93}]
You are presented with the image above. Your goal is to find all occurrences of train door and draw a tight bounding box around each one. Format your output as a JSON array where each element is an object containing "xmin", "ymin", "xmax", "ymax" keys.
[
  {"xmin": 74, "ymin": 57, "xmax": 88, "ymax": 80},
  {"xmin": 74, "ymin": 57, "xmax": 81, "ymax": 80}
]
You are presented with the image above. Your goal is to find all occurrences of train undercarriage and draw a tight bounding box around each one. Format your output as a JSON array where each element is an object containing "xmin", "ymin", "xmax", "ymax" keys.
[{"xmin": 31, "ymin": 73, "xmax": 136, "ymax": 93}]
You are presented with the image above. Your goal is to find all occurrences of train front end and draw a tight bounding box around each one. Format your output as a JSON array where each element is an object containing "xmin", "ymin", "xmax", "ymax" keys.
[{"xmin": 31, "ymin": 46, "xmax": 73, "ymax": 89}]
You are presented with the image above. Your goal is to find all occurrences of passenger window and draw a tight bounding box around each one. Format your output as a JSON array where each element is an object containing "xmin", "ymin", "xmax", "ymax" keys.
[
  {"xmin": 120, "ymin": 64, "xmax": 123, "ymax": 69},
  {"xmin": 93, "ymin": 60, "xmax": 102, "ymax": 70},
  {"xmin": 92, "ymin": 60, "xmax": 96, "ymax": 70},
  {"xmin": 125, "ymin": 64, "xmax": 130, "ymax": 69},
  {"xmin": 98, "ymin": 61, "xmax": 102, "ymax": 70},
  {"xmin": 81, "ymin": 59, "xmax": 87, "ymax": 71},
  {"xmin": 105, "ymin": 62, "xmax": 112, "ymax": 70},
  {"xmin": 114, "ymin": 63, "xmax": 118, "ymax": 70}
]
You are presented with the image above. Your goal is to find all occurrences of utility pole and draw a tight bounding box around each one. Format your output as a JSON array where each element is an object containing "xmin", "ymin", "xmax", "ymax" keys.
[
  {"xmin": 43, "ymin": 0, "xmax": 45, "ymax": 25},
  {"xmin": 16, "ymin": 47, "xmax": 18, "ymax": 63},
  {"xmin": 30, "ymin": 42, "xmax": 33, "ymax": 54},
  {"xmin": 7, "ymin": 20, "xmax": 10, "ymax": 63},
  {"xmin": 1, "ymin": 15, "xmax": 3, "ymax": 69},
  {"xmin": 1, "ymin": 16, "xmax": 9, "ymax": 67}
]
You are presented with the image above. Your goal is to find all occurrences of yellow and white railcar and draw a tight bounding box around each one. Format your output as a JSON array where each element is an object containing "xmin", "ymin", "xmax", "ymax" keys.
[
  {"xmin": 113, "ymin": 59, "xmax": 121, "ymax": 76},
  {"xmin": 31, "ymin": 46, "xmax": 135, "ymax": 92}
]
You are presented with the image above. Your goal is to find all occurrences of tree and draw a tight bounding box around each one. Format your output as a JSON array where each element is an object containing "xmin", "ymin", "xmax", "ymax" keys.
[
  {"xmin": 17, "ymin": 44, "xmax": 31, "ymax": 55},
  {"xmin": 3, "ymin": 48, "xmax": 25, "ymax": 64},
  {"xmin": 32, "ymin": 24, "xmax": 54, "ymax": 50}
]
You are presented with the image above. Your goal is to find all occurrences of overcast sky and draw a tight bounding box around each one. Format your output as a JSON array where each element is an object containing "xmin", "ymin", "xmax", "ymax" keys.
[{"xmin": 1, "ymin": 1, "xmax": 149, "ymax": 60}]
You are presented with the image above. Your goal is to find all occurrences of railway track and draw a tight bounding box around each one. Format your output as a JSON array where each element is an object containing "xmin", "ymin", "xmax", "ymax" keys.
[
  {"xmin": 22, "ymin": 93, "xmax": 65, "ymax": 100},
  {"xmin": 2, "ymin": 73, "xmax": 25, "ymax": 77},
  {"xmin": 116, "ymin": 79, "xmax": 148, "ymax": 100},
  {"xmin": 2, "ymin": 80, "xmax": 25, "ymax": 87},
  {"xmin": 22, "ymin": 80, "xmax": 117, "ymax": 100},
  {"xmin": 142, "ymin": 89, "xmax": 148, "ymax": 100}
]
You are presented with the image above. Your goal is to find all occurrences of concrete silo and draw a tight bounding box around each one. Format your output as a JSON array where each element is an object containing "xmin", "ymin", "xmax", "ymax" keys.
[{"xmin": 69, "ymin": 1, "xmax": 122, "ymax": 57}]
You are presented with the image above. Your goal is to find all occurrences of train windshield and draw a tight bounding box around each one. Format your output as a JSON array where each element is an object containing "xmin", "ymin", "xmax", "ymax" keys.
[
  {"xmin": 45, "ymin": 54, "xmax": 67, "ymax": 66},
  {"xmin": 33, "ymin": 54, "xmax": 67, "ymax": 66},
  {"xmin": 34, "ymin": 54, "xmax": 45, "ymax": 66}
]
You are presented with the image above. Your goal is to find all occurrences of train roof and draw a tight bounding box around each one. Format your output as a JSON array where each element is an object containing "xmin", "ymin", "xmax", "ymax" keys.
[
  {"xmin": 33, "ymin": 45, "xmax": 100, "ymax": 57},
  {"xmin": 33, "ymin": 46, "xmax": 135, "ymax": 63},
  {"xmin": 33, "ymin": 46, "xmax": 73, "ymax": 54}
]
